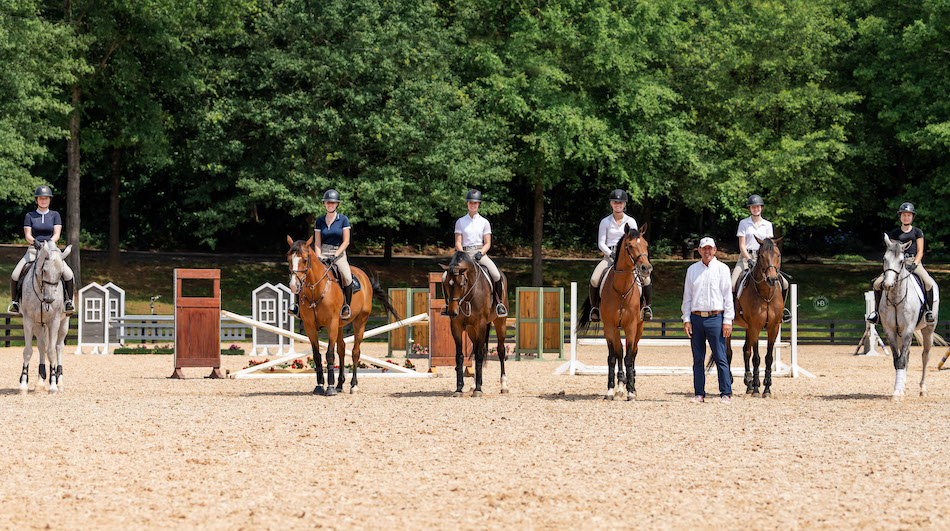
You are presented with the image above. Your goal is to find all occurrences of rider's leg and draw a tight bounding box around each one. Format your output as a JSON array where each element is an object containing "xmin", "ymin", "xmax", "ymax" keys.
[
  {"xmin": 867, "ymin": 273, "xmax": 884, "ymax": 323},
  {"xmin": 341, "ymin": 282, "xmax": 353, "ymax": 319},
  {"xmin": 336, "ymin": 252, "xmax": 354, "ymax": 318},
  {"xmin": 61, "ymin": 263, "xmax": 75, "ymax": 314},
  {"xmin": 641, "ymin": 282, "xmax": 653, "ymax": 321},
  {"xmin": 731, "ymin": 261, "xmax": 744, "ymax": 293},
  {"xmin": 780, "ymin": 275, "xmax": 791, "ymax": 323},
  {"xmin": 589, "ymin": 258, "xmax": 609, "ymax": 321},
  {"xmin": 478, "ymin": 254, "xmax": 507, "ymax": 317},
  {"xmin": 915, "ymin": 265, "xmax": 937, "ymax": 322},
  {"xmin": 289, "ymin": 294, "xmax": 300, "ymax": 317},
  {"xmin": 7, "ymin": 252, "xmax": 28, "ymax": 314}
]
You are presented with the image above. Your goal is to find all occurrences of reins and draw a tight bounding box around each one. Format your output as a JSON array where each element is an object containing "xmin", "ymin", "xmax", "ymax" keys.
[
  {"xmin": 610, "ymin": 235, "xmax": 649, "ymax": 325},
  {"xmin": 290, "ymin": 248, "xmax": 333, "ymax": 310},
  {"xmin": 446, "ymin": 257, "xmax": 485, "ymax": 318}
]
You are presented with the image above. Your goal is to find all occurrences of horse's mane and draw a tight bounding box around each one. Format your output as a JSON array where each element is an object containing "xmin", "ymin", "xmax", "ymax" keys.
[
  {"xmin": 288, "ymin": 239, "xmax": 308, "ymax": 256},
  {"xmin": 612, "ymin": 228, "xmax": 642, "ymax": 264},
  {"xmin": 759, "ymin": 237, "xmax": 776, "ymax": 254},
  {"xmin": 447, "ymin": 251, "xmax": 472, "ymax": 272}
]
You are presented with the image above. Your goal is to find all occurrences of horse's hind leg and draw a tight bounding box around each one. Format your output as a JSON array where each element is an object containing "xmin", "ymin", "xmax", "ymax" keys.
[
  {"xmin": 742, "ymin": 338, "xmax": 754, "ymax": 395},
  {"xmin": 19, "ymin": 319, "xmax": 34, "ymax": 394},
  {"xmin": 751, "ymin": 338, "xmax": 762, "ymax": 397},
  {"xmin": 624, "ymin": 330, "xmax": 640, "ymax": 401},
  {"xmin": 892, "ymin": 333, "xmax": 913, "ymax": 401},
  {"xmin": 494, "ymin": 318, "xmax": 509, "ymax": 394},
  {"xmin": 348, "ymin": 316, "xmax": 369, "ymax": 394},
  {"xmin": 763, "ymin": 339, "xmax": 776, "ymax": 398},
  {"xmin": 335, "ymin": 328, "xmax": 347, "ymax": 392},
  {"xmin": 311, "ymin": 340, "xmax": 326, "ymax": 396},
  {"xmin": 920, "ymin": 329, "xmax": 933, "ymax": 397},
  {"xmin": 324, "ymin": 321, "xmax": 340, "ymax": 397},
  {"xmin": 604, "ymin": 328, "xmax": 621, "ymax": 400}
]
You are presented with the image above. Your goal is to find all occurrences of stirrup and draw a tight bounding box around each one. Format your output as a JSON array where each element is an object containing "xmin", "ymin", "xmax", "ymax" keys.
[
  {"xmin": 589, "ymin": 307, "xmax": 601, "ymax": 322},
  {"xmin": 866, "ymin": 311, "xmax": 879, "ymax": 324},
  {"xmin": 642, "ymin": 306, "xmax": 653, "ymax": 321},
  {"xmin": 495, "ymin": 304, "xmax": 508, "ymax": 317},
  {"xmin": 64, "ymin": 300, "xmax": 75, "ymax": 315},
  {"xmin": 925, "ymin": 310, "xmax": 936, "ymax": 324},
  {"xmin": 288, "ymin": 304, "xmax": 299, "ymax": 318},
  {"xmin": 340, "ymin": 304, "xmax": 351, "ymax": 319},
  {"xmin": 440, "ymin": 306, "xmax": 449, "ymax": 317},
  {"xmin": 782, "ymin": 308, "xmax": 791, "ymax": 323},
  {"xmin": 7, "ymin": 301, "xmax": 20, "ymax": 315}
]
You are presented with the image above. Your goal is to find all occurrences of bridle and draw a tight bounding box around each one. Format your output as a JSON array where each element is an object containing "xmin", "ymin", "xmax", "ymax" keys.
[
  {"xmin": 288, "ymin": 247, "xmax": 333, "ymax": 309},
  {"xmin": 882, "ymin": 252, "xmax": 911, "ymax": 326},
  {"xmin": 610, "ymin": 234, "xmax": 651, "ymax": 323},
  {"xmin": 445, "ymin": 259, "xmax": 483, "ymax": 317}
]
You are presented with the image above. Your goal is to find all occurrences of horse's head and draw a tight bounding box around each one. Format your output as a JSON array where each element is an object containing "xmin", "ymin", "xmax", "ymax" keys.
[
  {"xmin": 36, "ymin": 241, "xmax": 70, "ymax": 304},
  {"xmin": 286, "ymin": 234, "xmax": 320, "ymax": 295},
  {"xmin": 754, "ymin": 236, "xmax": 783, "ymax": 286},
  {"xmin": 882, "ymin": 233, "xmax": 911, "ymax": 289},
  {"xmin": 439, "ymin": 251, "xmax": 475, "ymax": 317},
  {"xmin": 614, "ymin": 223, "xmax": 653, "ymax": 280}
]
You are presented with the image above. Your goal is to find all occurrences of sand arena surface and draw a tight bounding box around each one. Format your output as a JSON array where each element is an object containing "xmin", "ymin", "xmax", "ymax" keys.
[{"xmin": 2, "ymin": 342, "xmax": 950, "ymax": 529}]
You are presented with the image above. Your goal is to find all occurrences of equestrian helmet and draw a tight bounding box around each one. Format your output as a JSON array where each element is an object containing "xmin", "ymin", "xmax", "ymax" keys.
[
  {"xmin": 465, "ymin": 189, "xmax": 483, "ymax": 202},
  {"xmin": 322, "ymin": 189, "xmax": 341, "ymax": 203},
  {"xmin": 34, "ymin": 185, "xmax": 53, "ymax": 198},
  {"xmin": 746, "ymin": 194, "xmax": 765, "ymax": 207},
  {"xmin": 608, "ymin": 189, "xmax": 628, "ymax": 202},
  {"xmin": 898, "ymin": 202, "xmax": 915, "ymax": 214}
]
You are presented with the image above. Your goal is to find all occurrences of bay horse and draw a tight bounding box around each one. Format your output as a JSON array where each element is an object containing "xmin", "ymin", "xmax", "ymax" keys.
[
  {"xmin": 578, "ymin": 224, "xmax": 652, "ymax": 400},
  {"xmin": 286, "ymin": 235, "xmax": 399, "ymax": 396},
  {"xmin": 19, "ymin": 241, "xmax": 72, "ymax": 394},
  {"xmin": 440, "ymin": 251, "xmax": 509, "ymax": 397},
  {"xmin": 727, "ymin": 236, "xmax": 784, "ymax": 397},
  {"xmin": 878, "ymin": 233, "xmax": 938, "ymax": 400}
]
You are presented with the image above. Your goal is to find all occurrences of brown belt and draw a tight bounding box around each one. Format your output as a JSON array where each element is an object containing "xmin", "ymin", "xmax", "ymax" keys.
[{"xmin": 692, "ymin": 310, "xmax": 722, "ymax": 317}]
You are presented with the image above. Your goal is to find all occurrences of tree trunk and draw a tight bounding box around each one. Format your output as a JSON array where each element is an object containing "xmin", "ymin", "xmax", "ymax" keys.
[
  {"xmin": 66, "ymin": 84, "xmax": 82, "ymax": 286},
  {"xmin": 108, "ymin": 146, "xmax": 121, "ymax": 268},
  {"xmin": 531, "ymin": 177, "xmax": 544, "ymax": 286},
  {"xmin": 383, "ymin": 227, "xmax": 393, "ymax": 265}
]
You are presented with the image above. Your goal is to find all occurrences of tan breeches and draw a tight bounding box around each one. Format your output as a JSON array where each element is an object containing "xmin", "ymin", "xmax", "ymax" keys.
[
  {"xmin": 320, "ymin": 245, "xmax": 352, "ymax": 286},
  {"xmin": 12, "ymin": 248, "xmax": 74, "ymax": 282},
  {"xmin": 873, "ymin": 260, "xmax": 935, "ymax": 291}
]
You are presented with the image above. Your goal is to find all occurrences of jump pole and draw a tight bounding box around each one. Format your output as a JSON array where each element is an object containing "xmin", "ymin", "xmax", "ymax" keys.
[{"xmin": 223, "ymin": 310, "xmax": 434, "ymax": 378}]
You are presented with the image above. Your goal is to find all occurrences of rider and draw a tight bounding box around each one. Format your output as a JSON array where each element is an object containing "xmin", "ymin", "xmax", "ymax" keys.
[
  {"xmin": 867, "ymin": 202, "xmax": 936, "ymax": 324},
  {"xmin": 588, "ymin": 189, "xmax": 653, "ymax": 322},
  {"xmin": 288, "ymin": 189, "xmax": 354, "ymax": 319},
  {"xmin": 732, "ymin": 194, "xmax": 790, "ymax": 323},
  {"xmin": 453, "ymin": 189, "xmax": 508, "ymax": 317},
  {"xmin": 8, "ymin": 185, "xmax": 75, "ymax": 315}
]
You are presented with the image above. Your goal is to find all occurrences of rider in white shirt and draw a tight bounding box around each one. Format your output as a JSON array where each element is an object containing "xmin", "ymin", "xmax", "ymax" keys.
[
  {"xmin": 588, "ymin": 189, "xmax": 652, "ymax": 322},
  {"xmin": 732, "ymin": 194, "xmax": 790, "ymax": 323},
  {"xmin": 453, "ymin": 189, "xmax": 507, "ymax": 317}
]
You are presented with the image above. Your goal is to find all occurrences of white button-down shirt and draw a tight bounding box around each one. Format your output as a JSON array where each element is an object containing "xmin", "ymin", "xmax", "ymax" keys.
[
  {"xmin": 455, "ymin": 213, "xmax": 492, "ymax": 247},
  {"xmin": 681, "ymin": 257, "xmax": 735, "ymax": 324},
  {"xmin": 597, "ymin": 214, "xmax": 638, "ymax": 256},
  {"xmin": 736, "ymin": 216, "xmax": 774, "ymax": 252}
]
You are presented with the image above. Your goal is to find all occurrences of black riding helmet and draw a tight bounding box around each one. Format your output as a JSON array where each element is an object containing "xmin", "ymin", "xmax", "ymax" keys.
[
  {"xmin": 465, "ymin": 189, "xmax": 482, "ymax": 202},
  {"xmin": 322, "ymin": 189, "xmax": 341, "ymax": 202},
  {"xmin": 746, "ymin": 194, "xmax": 764, "ymax": 207},
  {"xmin": 34, "ymin": 185, "xmax": 53, "ymax": 197},
  {"xmin": 608, "ymin": 189, "xmax": 628, "ymax": 202},
  {"xmin": 898, "ymin": 202, "xmax": 915, "ymax": 214}
]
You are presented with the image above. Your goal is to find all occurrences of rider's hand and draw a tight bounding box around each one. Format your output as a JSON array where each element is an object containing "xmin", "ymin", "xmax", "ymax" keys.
[
  {"xmin": 908, "ymin": 262, "xmax": 919, "ymax": 272},
  {"xmin": 32, "ymin": 240, "xmax": 41, "ymax": 250},
  {"xmin": 473, "ymin": 251, "xmax": 484, "ymax": 262}
]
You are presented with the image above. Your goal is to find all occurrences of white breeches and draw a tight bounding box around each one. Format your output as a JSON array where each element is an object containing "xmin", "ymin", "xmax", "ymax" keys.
[{"xmin": 12, "ymin": 248, "xmax": 73, "ymax": 282}]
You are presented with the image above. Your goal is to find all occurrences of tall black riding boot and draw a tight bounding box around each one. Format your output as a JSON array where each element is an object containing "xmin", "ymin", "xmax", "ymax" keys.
[
  {"xmin": 589, "ymin": 284, "xmax": 601, "ymax": 322},
  {"xmin": 925, "ymin": 288, "xmax": 936, "ymax": 323},
  {"xmin": 867, "ymin": 289, "xmax": 883, "ymax": 323},
  {"xmin": 63, "ymin": 278, "xmax": 75, "ymax": 314},
  {"xmin": 641, "ymin": 283, "xmax": 654, "ymax": 321},
  {"xmin": 288, "ymin": 294, "xmax": 300, "ymax": 317},
  {"xmin": 8, "ymin": 279, "xmax": 20, "ymax": 314},
  {"xmin": 493, "ymin": 281, "xmax": 508, "ymax": 317},
  {"xmin": 341, "ymin": 282, "xmax": 353, "ymax": 319}
]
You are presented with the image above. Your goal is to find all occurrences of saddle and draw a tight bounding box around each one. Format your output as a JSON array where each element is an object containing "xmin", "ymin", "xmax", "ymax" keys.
[
  {"xmin": 325, "ymin": 262, "xmax": 361, "ymax": 293},
  {"xmin": 595, "ymin": 267, "xmax": 645, "ymax": 300},
  {"xmin": 15, "ymin": 260, "xmax": 35, "ymax": 296}
]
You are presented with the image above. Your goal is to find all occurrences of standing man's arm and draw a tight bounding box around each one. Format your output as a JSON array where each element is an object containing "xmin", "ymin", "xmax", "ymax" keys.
[
  {"xmin": 682, "ymin": 268, "xmax": 693, "ymax": 338},
  {"xmin": 721, "ymin": 264, "xmax": 734, "ymax": 337}
]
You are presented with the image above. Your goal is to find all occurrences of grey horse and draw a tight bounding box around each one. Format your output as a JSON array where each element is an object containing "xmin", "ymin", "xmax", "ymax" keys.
[
  {"xmin": 877, "ymin": 233, "xmax": 939, "ymax": 401},
  {"xmin": 18, "ymin": 240, "xmax": 72, "ymax": 394}
]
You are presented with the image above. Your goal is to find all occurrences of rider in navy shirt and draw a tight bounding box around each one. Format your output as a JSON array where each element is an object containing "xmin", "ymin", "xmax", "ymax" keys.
[{"xmin": 9, "ymin": 185, "xmax": 75, "ymax": 315}]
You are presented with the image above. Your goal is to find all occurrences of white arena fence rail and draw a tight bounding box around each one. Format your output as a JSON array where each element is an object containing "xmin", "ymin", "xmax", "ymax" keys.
[{"xmin": 555, "ymin": 282, "xmax": 815, "ymax": 378}]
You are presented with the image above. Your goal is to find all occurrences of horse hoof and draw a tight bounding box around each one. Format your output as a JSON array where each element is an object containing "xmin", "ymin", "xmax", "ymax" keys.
[
  {"xmin": 891, "ymin": 394, "xmax": 903, "ymax": 402},
  {"xmin": 312, "ymin": 386, "xmax": 325, "ymax": 396},
  {"xmin": 472, "ymin": 390, "xmax": 484, "ymax": 398},
  {"xmin": 920, "ymin": 390, "xmax": 927, "ymax": 398},
  {"xmin": 752, "ymin": 392, "xmax": 761, "ymax": 398},
  {"xmin": 350, "ymin": 386, "xmax": 359, "ymax": 395},
  {"xmin": 626, "ymin": 392, "xmax": 636, "ymax": 401},
  {"xmin": 614, "ymin": 391, "xmax": 626, "ymax": 401},
  {"xmin": 325, "ymin": 387, "xmax": 338, "ymax": 396},
  {"xmin": 453, "ymin": 391, "xmax": 463, "ymax": 398},
  {"xmin": 746, "ymin": 387, "xmax": 754, "ymax": 394},
  {"xmin": 500, "ymin": 388, "xmax": 509, "ymax": 394},
  {"xmin": 49, "ymin": 387, "xmax": 59, "ymax": 394},
  {"xmin": 18, "ymin": 387, "xmax": 27, "ymax": 395},
  {"xmin": 762, "ymin": 392, "xmax": 772, "ymax": 399}
]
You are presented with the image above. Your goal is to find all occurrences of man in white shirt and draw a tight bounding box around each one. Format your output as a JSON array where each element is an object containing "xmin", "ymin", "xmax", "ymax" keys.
[{"xmin": 682, "ymin": 237, "xmax": 734, "ymax": 403}]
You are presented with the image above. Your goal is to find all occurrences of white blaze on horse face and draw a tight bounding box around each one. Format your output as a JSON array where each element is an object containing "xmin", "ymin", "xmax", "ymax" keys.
[{"xmin": 289, "ymin": 255, "xmax": 301, "ymax": 293}]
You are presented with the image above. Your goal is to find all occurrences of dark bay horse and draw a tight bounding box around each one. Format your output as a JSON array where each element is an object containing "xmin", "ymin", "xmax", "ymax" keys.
[
  {"xmin": 729, "ymin": 236, "xmax": 785, "ymax": 397},
  {"xmin": 440, "ymin": 251, "xmax": 509, "ymax": 397},
  {"xmin": 578, "ymin": 225, "xmax": 653, "ymax": 400},
  {"xmin": 286, "ymin": 235, "xmax": 399, "ymax": 396}
]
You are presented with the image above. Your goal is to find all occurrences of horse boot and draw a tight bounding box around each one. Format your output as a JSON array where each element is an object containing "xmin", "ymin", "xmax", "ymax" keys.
[
  {"xmin": 493, "ymin": 281, "xmax": 508, "ymax": 317},
  {"xmin": 924, "ymin": 288, "xmax": 936, "ymax": 323},
  {"xmin": 63, "ymin": 278, "xmax": 75, "ymax": 315},
  {"xmin": 641, "ymin": 283, "xmax": 654, "ymax": 321},
  {"xmin": 288, "ymin": 294, "xmax": 300, "ymax": 318},
  {"xmin": 589, "ymin": 284, "xmax": 601, "ymax": 322},
  {"xmin": 866, "ymin": 290, "xmax": 883, "ymax": 324},
  {"xmin": 7, "ymin": 278, "xmax": 20, "ymax": 315},
  {"xmin": 340, "ymin": 282, "xmax": 353, "ymax": 319}
]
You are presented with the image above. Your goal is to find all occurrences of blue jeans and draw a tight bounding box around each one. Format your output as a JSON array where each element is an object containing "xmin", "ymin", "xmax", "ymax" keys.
[{"xmin": 690, "ymin": 313, "xmax": 732, "ymax": 397}]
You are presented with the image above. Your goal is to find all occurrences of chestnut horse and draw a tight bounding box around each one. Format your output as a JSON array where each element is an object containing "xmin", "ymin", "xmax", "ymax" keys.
[
  {"xmin": 578, "ymin": 225, "xmax": 653, "ymax": 400},
  {"xmin": 286, "ymin": 235, "xmax": 399, "ymax": 396},
  {"xmin": 440, "ymin": 251, "xmax": 509, "ymax": 397},
  {"xmin": 728, "ymin": 236, "xmax": 785, "ymax": 397}
]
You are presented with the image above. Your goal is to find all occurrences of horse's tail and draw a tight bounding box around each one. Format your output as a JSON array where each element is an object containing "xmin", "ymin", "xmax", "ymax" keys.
[
  {"xmin": 369, "ymin": 275, "xmax": 401, "ymax": 321},
  {"xmin": 576, "ymin": 296, "xmax": 592, "ymax": 334}
]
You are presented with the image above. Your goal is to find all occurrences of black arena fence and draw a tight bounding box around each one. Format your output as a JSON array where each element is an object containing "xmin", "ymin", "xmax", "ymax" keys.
[{"xmin": 1, "ymin": 313, "xmax": 79, "ymax": 347}]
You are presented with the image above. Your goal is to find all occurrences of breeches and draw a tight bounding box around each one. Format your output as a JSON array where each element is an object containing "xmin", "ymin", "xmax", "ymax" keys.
[
  {"xmin": 320, "ymin": 245, "xmax": 352, "ymax": 285},
  {"xmin": 12, "ymin": 248, "xmax": 74, "ymax": 282},
  {"xmin": 873, "ymin": 261, "xmax": 935, "ymax": 291},
  {"xmin": 465, "ymin": 249, "xmax": 501, "ymax": 282}
]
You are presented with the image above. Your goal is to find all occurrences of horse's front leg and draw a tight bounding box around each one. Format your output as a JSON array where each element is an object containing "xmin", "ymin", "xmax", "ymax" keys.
[
  {"xmin": 36, "ymin": 324, "xmax": 50, "ymax": 392},
  {"xmin": 20, "ymin": 318, "xmax": 35, "ymax": 394},
  {"xmin": 604, "ymin": 326, "xmax": 621, "ymax": 400},
  {"xmin": 892, "ymin": 331, "xmax": 914, "ymax": 401},
  {"xmin": 348, "ymin": 317, "xmax": 368, "ymax": 394},
  {"xmin": 494, "ymin": 318, "xmax": 509, "ymax": 394},
  {"xmin": 763, "ymin": 337, "xmax": 776, "ymax": 398},
  {"xmin": 742, "ymin": 337, "xmax": 753, "ymax": 394},
  {"xmin": 451, "ymin": 320, "xmax": 465, "ymax": 397},
  {"xmin": 46, "ymin": 318, "xmax": 64, "ymax": 393},
  {"xmin": 750, "ymin": 335, "xmax": 762, "ymax": 397},
  {"xmin": 334, "ymin": 328, "xmax": 347, "ymax": 393},
  {"xmin": 324, "ymin": 319, "xmax": 340, "ymax": 396},
  {"xmin": 311, "ymin": 338, "xmax": 326, "ymax": 396},
  {"xmin": 623, "ymin": 323, "xmax": 641, "ymax": 401},
  {"xmin": 472, "ymin": 326, "xmax": 487, "ymax": 397},
  {"xmin": 53, "ymin": 319, "xmax": 69, "ymax": 392}
]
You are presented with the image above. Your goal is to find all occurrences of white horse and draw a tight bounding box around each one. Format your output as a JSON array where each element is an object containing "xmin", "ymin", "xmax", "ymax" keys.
[
  {"xmin": 19, "ymin": 241, "xmax": 72, "ymax": 394},
  {"xmin": 877, "ymin": 234, "xmax": 938, "ymax": 401}
]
